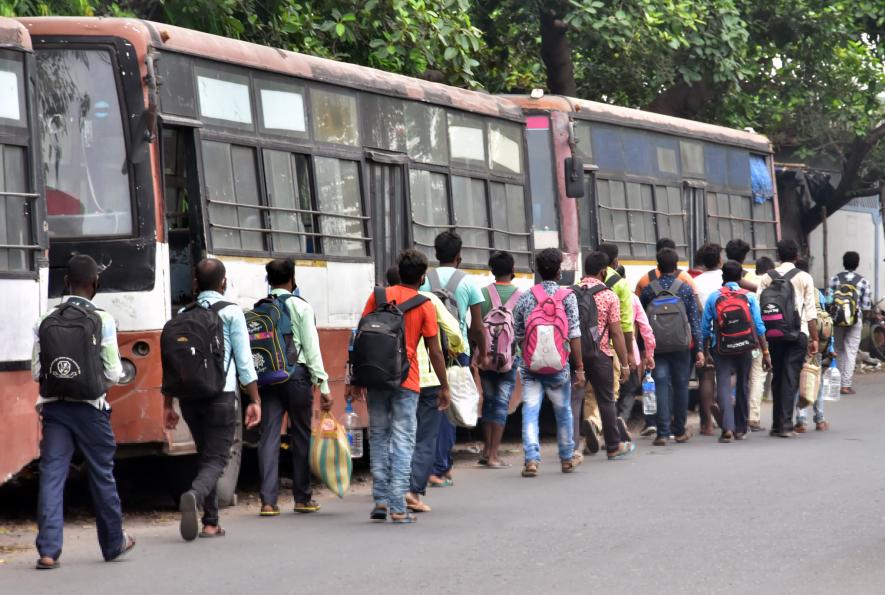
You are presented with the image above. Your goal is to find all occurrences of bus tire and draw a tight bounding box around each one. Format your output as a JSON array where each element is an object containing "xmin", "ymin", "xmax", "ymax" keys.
[{"xmin": 216, "ymin": 406, "xmax": 243, "ymax": 508}]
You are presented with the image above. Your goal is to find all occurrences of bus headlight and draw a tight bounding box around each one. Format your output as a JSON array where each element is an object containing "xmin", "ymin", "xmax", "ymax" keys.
[{"xmin": 119, "ymin": 359, "xmax": 137, "ymax": 385}]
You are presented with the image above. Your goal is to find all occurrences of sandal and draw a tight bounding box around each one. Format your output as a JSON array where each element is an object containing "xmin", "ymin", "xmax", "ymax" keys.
[
  {"xmin": 294, "ymin": 500, "xmax": 321, "ymax": 514},
  {"xmin": 428, "ymin": 477, "xmax": 454, "ymax": 488},
  {"xmin": 405, "ymin": 497, "xmax": 432, "ymax": 513},
  {"xmin": 484, "ymin": 460, "xmax": 512, "ymax": 469},
  {"xmin": 370, "ymin": 504, "xmax": 388, "ymax": 521},
  {"xmin": 521, "ymin": 461, "xmax": 539, "ymax": 477},
  {"xmin": 390, "ymin": 512, "xmax": 417, "ymax": 524},
  {"xmin": 36, "ymin": 557, "xmax": 60, "ymax": 570},
  {"xmin": 198, "ymin": 526, "xmax": 226, "ymax": 538},
  {"xmin": 260, "ymin": 504, "xmax": 280, "ymax": 517},
  {"xmin": 106, "ymin": 532, "xmax": 136, "ymax": 561}
]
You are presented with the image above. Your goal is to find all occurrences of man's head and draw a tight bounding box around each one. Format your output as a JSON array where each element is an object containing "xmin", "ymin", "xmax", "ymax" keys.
[
  {"xmin": 398, "ymin": 249, "xmax": 428, "ymax": 287},
  {"xmin": 725, "ymin": 239, "xmax": 751, "ymax": 263},
  {"xmin": 656, "ymin": 238, "xmax": 677, "ymax": 252},
  {"xmin": 385, "ymin": 265, "xmax": 401, "ymax": 287},
  {"xmin": 795, "ymin": 258, "xmax": 809, "ymax": 273},
  {"xmin": 698, "ymin": 242, "xmax": 723, "ymax": 271},
  {"xmin": 534, "ymin": 248, "xmax": 563, "ymax": 282},
  {"xmin": 434, "ymin": 231, "xmax": 462, "ymax": 266},
  {"xmin": 265, "ymin": 258, "xmax": 295, "ymax": 290},
  {"xmin": 65, "ymin": 254, "xmax": 102, "ymax": 299},
  {"xmin": 195, "ymin": 258, "xmax": 227, "ymax": 294},
  {"xmin": 584, "ymin": 251, "xmax": 609, "ymax": 280},
  {"xmin": 657, "ymin": 248, "xmax": 679, "ymax": 275},
  {"xmin": 776, "ymin": 239, "xmax": 800, "ymax": 263},
  {"xmin": 755, "ymin": 256, "xmax": 775, "ymax": 276},
  {"xmin": 598, "ymin": 243, "xmax": 619, "ymax": 269},
  {"xmin": 843, "ymin": 251, "xmax": 860, "ymax": 271},
  {"xmin": 488, "ymin": 250, "xmax": 515, "ymax": 281},
  {"xmin": 722, "ymin": 260, "xmax": 744, "ymax": 284}
]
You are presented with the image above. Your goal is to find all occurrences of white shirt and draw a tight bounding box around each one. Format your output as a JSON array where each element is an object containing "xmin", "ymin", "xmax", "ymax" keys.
[{"xmin": 694, "ymin": 270, "xmax": 724, "ymax": 308}]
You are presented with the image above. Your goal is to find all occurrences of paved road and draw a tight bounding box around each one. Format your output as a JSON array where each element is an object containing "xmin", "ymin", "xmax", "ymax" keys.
[{"xmin": 5, "ymin": 374, "xmax": 885, "ymax": 594}]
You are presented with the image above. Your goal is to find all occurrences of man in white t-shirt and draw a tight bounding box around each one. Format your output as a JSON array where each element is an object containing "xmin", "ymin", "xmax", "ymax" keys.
[{"xmin": 694, "ymin": 243, "xmax": 724, "ymax": 307}]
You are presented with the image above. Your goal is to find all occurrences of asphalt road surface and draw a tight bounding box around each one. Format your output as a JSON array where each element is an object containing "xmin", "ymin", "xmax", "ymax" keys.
[{"xmin": 4, "ymin": 373, "xmax": 885, "ymax": 594}]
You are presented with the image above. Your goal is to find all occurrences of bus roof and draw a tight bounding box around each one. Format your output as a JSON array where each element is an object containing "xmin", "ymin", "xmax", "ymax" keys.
[
  {"xmin": 18, "ymin": 17, "xmax": 523, "ymax": 123},
  {"xmin": 504, "ymin": 94, "xmax": 771, "ymax": 153},
  {"xmin": 0, "ymin": 16, "xmax": 31, "ymax": 51}
]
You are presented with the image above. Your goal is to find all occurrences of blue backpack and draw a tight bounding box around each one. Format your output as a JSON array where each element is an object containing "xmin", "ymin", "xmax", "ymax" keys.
[{"xmin": 245, "ymin": 294, "xmax": 300, "ymax": 386}]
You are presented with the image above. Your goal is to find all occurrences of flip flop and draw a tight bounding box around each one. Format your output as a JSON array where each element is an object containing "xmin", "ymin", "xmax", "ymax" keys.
[
  {"xmin": 484, "ymin": 461, "xmax": 512, "ymax": 469},
  {"xmin": 370, "ymin": 505, "xmax": 388, "ymax": 521},
  {"xmin": 260, "ymin": 505, "xmax": 280, "ymax": 517},
  {"xmin": 429, "ymin": 478, "xmax": 454, "ymax": 488},
  {"xmin": 36, "ymin": 558, "xmax": 60, "ymax": 570},
  {"xmin": 406, "ymin": 499, "xmax": 432, "ymax": 513},
  {"xmin": 106, "ymin": 532, "xmax": 136, "ymax": 561},
  {"xmin": 390, "ymin": 513, "xmax": 417, "ymax": 524},
  {"xmin": 179, "ymin": 490, "xmax": 199, "ymax": 542},
  {"xmin": 199, "ymin": 527, "xmax": 226, "ymax": 538},
  {"xmin": 294, "ymin": 500, "xmax": 321, "ymax": 514}
]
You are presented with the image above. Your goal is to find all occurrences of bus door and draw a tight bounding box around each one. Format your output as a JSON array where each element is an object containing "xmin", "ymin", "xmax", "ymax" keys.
[
  {"xmin": 366, "ymin": 151, "xmax": 409, "ymax": 284},
  {"xmin": 579, "ymin": 165, "xmax": 599, "ymax": 260},
  {"xmin": 159, "ymin": 122, "xmax": 205, "ymax": 309},
  {"xmin": 684, "ymin": 181, "xmax": 706, "ymax": 267}
]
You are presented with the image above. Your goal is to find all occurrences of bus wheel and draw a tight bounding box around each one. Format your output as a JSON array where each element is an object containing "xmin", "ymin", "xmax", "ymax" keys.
[{"xmin": 216, "ymin": 408, "xmax": 243, "ymax": 508}]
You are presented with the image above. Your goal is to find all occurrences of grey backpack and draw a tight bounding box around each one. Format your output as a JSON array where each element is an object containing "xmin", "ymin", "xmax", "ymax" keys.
[
  {"xmin": 427, "ymin": 269, "xmax": 466, "ymax": 324},
  {"xmin": 646, "ymin": 279, "xmax": 692, "ymax": 354}
]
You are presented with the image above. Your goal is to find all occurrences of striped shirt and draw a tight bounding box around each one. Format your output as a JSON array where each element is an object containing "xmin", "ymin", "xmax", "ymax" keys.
[{"xmin": 828, "ymin": 271, "xmax": 872, "ymax": 312}]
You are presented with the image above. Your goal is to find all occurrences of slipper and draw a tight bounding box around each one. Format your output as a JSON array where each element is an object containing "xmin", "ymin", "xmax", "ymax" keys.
[
  {"xmin": 198, "ymin": 527, "xmax": 226, "ymax": 538},
  {"xmin": 370, "ymin": 505, "xmax": 388, "ymax": 521},
  {"xmin": 406, "ymin": 499, "xmax": 432, "ymax": 513},
  {"xmin": 294, "ymin": 500, "xmax": 321, "ymax": 514},
  {"xmin": 390, "ymin": 513, "xmax": 417, "ymax": 524},
  {"xmin": 179, "ymin": 490, "xmax": 199, "ymax": 542},
  {"xmin": 260, "ymin": 504, "xmax": 280, "ymax": 517},
  {"xmin": 483, "ymin": 461, "xmax": 512, "ymax": 469},
  {"xmin": 106, "ymin": 532, "xmax": 136, "ymax": 561},
  {"xmin": 477, "ymin": 457, "xmax": 488, "ymax": 466},
  {"xmin": 36, "ymin": 558, "xmax": 60, "ymax": 570},
  {"xmin": 429, "ymin": 478, "xmax": 454, "ymax": 488}
]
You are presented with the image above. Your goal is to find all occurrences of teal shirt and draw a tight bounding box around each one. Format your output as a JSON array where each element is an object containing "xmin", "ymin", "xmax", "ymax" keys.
[
  {"xmin": 419, "ymin": 267, "xmax": 484, "ymax": 354},
  {"xmin": 270, "ymin": 288, "xmax": 330, "ymax": 394}
]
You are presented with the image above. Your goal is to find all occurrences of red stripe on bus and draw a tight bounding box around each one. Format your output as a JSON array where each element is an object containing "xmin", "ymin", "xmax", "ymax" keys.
[{"xmin": 526, "ymin": 116, "xmax": 549, "ymax": 130}]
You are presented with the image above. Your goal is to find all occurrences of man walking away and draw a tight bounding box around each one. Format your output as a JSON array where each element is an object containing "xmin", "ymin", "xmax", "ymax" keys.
[
  {"xmin": 477, "ymin": 251, "xmax": 522, "ymax": 469},
  {"xmin": 640, "ymin": 248, "xmax": 704, "ymax": 446},
  {"xmin": 634, "ymin": 238, "xmax": 700, "ymax": 298},
  {"xmin": 702, "ymin": 261, "xmax": 771, "ymax": 442},
  {"xmin": 829, "ymin": 251, "xmax": 872, "ymax": 396},
  {"xmin": 421, "ymin": 231, "xmax": 487, "ymax": 488},
  {"xmin": 257, "ymin": 259, "xmax": 332, "ymax": 517},
  {"xmin": 32, "ymin": 255, "xmax": 135, "ymax": 569},
  {"xmin": 162, "ymin": 258, "xmax": 261, "ymax": 540},
  {"xmin": 349, "ymin": 249, "xmax": 449, "ymax": 523},
  {"xmin": 726, "ymin": 239, "xmax": 759, "ymax": 292},
  {"xmin": 748, "ymin": 256, "xmax": 776, "ymax": 430},
  {"xmin": 757, "ymin": 240, "xmax": 819, "ymax": 438},
  {"xmin": 576, "ymin": 252, "xmax": 633, "ymax": 459},
  {"xmin": 692, "ymin": 243, "xmax": 724, "ymax": 436},
  {"xmin": 513, "ymin": 248, "xmax": 585, "ymax": 476}
]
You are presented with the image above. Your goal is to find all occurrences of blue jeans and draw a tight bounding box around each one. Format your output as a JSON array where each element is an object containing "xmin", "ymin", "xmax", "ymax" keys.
[
  {"xmin": 37, "ymin": 401, "xmax": 124, "ymax": 561},
  {"xmin": 519, "ymin": 366, "xmax": 574, "ymax": 463},
  {"xmin": 480, "ymin": 358, "xmax": 519, "ymax": 426},
  {"xmin": 367, "ymin": 387, "xmax": 419, "ymax": 514},
  {"xmin": 409, "ymin": 386, "xmax": 441, "ymax": 495},
  {"xmin": 653, "ymin": 351, "xmax": 692, "ymax": 438}
]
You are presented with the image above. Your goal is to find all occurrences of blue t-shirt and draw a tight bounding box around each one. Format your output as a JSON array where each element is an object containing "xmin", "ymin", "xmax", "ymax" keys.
[{"xmin": 420, "ymin": 267, "xmax": 483, "ymax": 354}]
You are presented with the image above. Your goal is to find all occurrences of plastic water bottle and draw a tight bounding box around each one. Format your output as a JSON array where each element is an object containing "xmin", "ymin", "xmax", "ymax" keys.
[
  {"xmin": 822, "ymin": 357, "xmax": 841, "ymax": 402},
  {"xmin": 342, "ymin": 398, "xmax": 363, "ymax": 458},
  {"xmin": 642, "ymin": 371, "xmax": 657, "ymax": 415}
]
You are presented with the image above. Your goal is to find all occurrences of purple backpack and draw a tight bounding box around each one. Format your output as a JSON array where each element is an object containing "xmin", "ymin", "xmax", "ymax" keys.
[
  {"xmin": 523, "ymin": 285, "xmax": 571, "ymax": 374},
  {"xmin": 478, "ymin": 284, "xmax": 522, "ymax": 373}
]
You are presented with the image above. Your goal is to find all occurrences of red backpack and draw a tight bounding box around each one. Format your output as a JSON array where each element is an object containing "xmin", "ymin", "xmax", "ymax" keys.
[{"xmin": 714, "ymin": 286, "xmax": 757, "ymax": 355}]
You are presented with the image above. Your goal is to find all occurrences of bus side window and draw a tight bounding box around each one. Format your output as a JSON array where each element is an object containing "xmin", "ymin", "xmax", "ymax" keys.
[
  {"xmin": 409, "ymin": 169, "xmax": 449, "ymax": 261},
  {"xmin": 202, "ymin": 141, "xmax": 263, "ymax": 252},
  {"xmin": 490, "ymin": 182, "xmax": 530, "ymax": 269},
  {"xmin": 314, "ymin": 157, "xmax": 366, "ymax": 257},
  {"xmin": 263, "ymin": 150, "xmax": 315, "ymax": 254},
  {"xmin": 452, "ymin": 176, "xmax": 490, "ymax": 265},
  {"xmin": 0, "ymin": 144, "xmax": 30, "ymax": 271}
]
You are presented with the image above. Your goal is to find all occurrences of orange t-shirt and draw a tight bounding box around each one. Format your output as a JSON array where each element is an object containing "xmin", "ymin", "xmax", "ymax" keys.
[
  {"xmin": 634, "ymin": 268, "xmax": 698, "ymax": 297},
  {"xmin": 361, "ymin": 285, "xmax": 438, "ymax": 394}
]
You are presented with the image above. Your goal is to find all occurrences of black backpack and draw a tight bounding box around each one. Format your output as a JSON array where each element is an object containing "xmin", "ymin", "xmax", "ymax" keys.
[
  {"xmin": 161, "ymin": 301, "xmax": 233, "ymax": 400},
  {"xmin": 38, "ymin": 298, "xmax": 106, "ymax": 401},
  {"xmin": 571, "ymin": 284, "xmax": 611, "ymax": 361},
  {"xmin": 760, "ymin": 269, "xmax": 801, "ymax": 342},
  {"xmin": 646, "ymin": 279, "xmax": 692, "ymax": 353},
  {"xmin": 351, "ymin": 287, "xmax": 429, "ymax": 390}
]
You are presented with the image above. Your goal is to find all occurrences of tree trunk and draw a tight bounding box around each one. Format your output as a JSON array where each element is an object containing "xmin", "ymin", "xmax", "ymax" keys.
[
  {"xmin": 538, "ymin": 1, "xmax": 576, "ymax": 96},
  {"xmin": 644, "ymin": 79, "xmax": 715, "ymax": 119}
]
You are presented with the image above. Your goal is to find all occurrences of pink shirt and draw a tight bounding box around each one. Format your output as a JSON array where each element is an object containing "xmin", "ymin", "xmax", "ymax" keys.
[
  {"xmin": 632, "ymin": 294, "xmax": 655, "ymax": 361},
  {"xmin": 578, "ymin": 277, "xmax": 621, "ymax": 357}
]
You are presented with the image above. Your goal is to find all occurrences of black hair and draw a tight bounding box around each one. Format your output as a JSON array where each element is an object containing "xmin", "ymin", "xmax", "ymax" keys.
[
  {"xmin": 265, "ymin": 258, "xmax": 295, "ymax": 287},
  {"xmin": 843, "ymin": 251, "xmax": 860, "ymax": 271},
  {"xmin": 795, "ymin": 258, "xmax": 809, "ymax": 273},
  {"xmin": 698, "ymin": 242, "xmax": 723, "ymax": 270},
  {"xmin": 776, "ymin": 239, "xmax": 800, "ymax": 263},
  {"xmin": 598, "ymin": 243, "xmax": 618, "ymax": 266},
  {"xmin": 398, "ymin": 249, "xmax": 428, "ymax": 285},
  {"xmin": 725, "ymin": 239, "xmax": 751, "ymax": 263},
  {"xmin": 616, "ymin": 265, "xmax": 626, "ymax": 277},
  {"xmin": 722, "ymin": 260, "xmax": 744, "ymax": 283},
  {"xmin": 656, "ymin": 238, "xmax": 676, "ymax": 251},
  {"xmin": 434, "ymin": 231, "xmax": 462, "ymax": 264},
  {"xmin": 534, "ymin": 248, "xmax": 563, "ymax": 281},
  {"xmin": 195, "ymin": 258, "xmax": 226, "ymax": 292},
  {"xmin": 584, "ymin": 251, "xmax": 609, "ymax": 276},
  {"xmin": 66, "ymin": 254, "xmax": 101, "ymax": 288},
  {"xmin": 657, "ymin": 248, "xmax": 679, "ymax": 274},
  {"xmin": 385, "ymin": 265, "xmax": 401, "ymax": 286},
  {"xmin": 488, "ymin": 250, "xmax": 515, "ymax": 278},
  {"xmin": 755, "ymin": 256, "xmax": 775, "ymax": 275}
]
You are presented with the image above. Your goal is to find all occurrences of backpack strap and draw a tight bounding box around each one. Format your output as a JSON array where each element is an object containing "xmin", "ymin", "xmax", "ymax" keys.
[
  {"xmin": 530, "ymin": 284, "xmax": 548, "ymax": 304},
  {"xmin": 605, "ymin": 271, "xmax": 621, "ymax": 288},
  {"xmin": 445, "ymin": 270, "xmax": 466, "ymax": 294},
  {"xmin": 669, "ymin": 278, "xmax": 684, "ymax": 296},
  {"xmin": 767, "ymin": 270, "xmax": 782, "ymax": 281},
  {"xmin": 487, "ymin": 283, "xmax": 503, "ymax": 309},
  {"xmin": 209, "ymin": 300, "xmax": 235, "ymax": 313},
  {"xmin": 783, "ymin": 268, "xmax": 800, "ymax": 282},
  {"xmin": 649, "ymin": 279, "xmax": 667, "ymax": 296},
  {"xmin": 374, "ymin": 286, "xmax": 388, "ymax": 308},
  {"xmin": 503, "ymin": 288, "xmax": 523, "ymax": 311},
  {"xmin": 587, "ymin": 284, "xmax": 609, "ymax": 297},
  {"xmin": 397, "ymin": 294, "xmax": 430, "ymax": 313},
  {"xmin": 648, "ymin": 269, "xmax": 658, "ymax": 282},
  {"xmin": 552, "ymin": 287, "xmax": 571, "ymax": 302},
  {"xmin": 427, "ymin": 269, "xmax": 442, "ymax": 292}
]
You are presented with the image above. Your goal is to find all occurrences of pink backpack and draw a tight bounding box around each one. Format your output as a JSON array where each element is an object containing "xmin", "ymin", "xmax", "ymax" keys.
[
  {"xmin": 479, "ymin": 284, "xmax": 522, "ymax": 373},
  {"xmin": 523, "ymin": 285, "xmax": 571, "ymax": 374}
]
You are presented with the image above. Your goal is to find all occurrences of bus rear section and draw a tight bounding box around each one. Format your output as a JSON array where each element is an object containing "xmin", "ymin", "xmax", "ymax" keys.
[{"xmin": 0, "ymin": 17, "xmax": 47, "ymax": 485}]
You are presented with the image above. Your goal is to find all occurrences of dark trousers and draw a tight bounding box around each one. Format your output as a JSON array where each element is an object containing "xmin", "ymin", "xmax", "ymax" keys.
[
  {"xmin": 258, "ymin": 368, "xmax": 313, "ymax": 505},
  {"xmin": 769, "ymin": 335, "xmax": 808, "ymax": 433},
  {"xmin": 410, "ymin": 386, "xmax": 441, "ymax": 495},
  {"xmin": 37, "ymin": 401, "xmax": 124, "ymax": 561},
  {"xmin": 617, "ymin": 369, "xmax": 641, "ymax": 420},
  {"xmin": 180, "ymin": 391, "xmax": 237, "ymax": 526},
  {"xmin": 712, "ymin": 351, "xmax": 753, "ymax": 433},
  {"xmin": 653, "ymin": 351, "xmax": 692, "ymax": 437},
  {"xmin": 432, "ymin": 414, "xmax": 456, "ymax": 476},
  {"xmin": 583, "ymin": 354, "xmax": 627, "ymax": 452}
]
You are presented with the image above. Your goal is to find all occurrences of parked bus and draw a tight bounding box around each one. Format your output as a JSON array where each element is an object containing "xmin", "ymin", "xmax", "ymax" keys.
[
  {"xmin": 505, "ymin": 94, "xmax": 779, "ymax": 285},
  {"xmin": 0, "ymin": 17, "xmax": 47, "ymax": 485},
  {"xmin": 20, "ymin": 17, "xmax": 532, "ymax": 500}
]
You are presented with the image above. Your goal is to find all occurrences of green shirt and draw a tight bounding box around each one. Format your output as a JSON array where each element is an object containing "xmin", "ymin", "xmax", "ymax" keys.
[
  {"xmin": 605, "ymin": 267, "xmax": 634, "ymax": 335},
  {"xmin": 480, "ymin": 282, "xmax": 520, "ymax": 318},
  {"xmin": 270, "ymin": 288, "xmax": 330, "ymax": 395}
]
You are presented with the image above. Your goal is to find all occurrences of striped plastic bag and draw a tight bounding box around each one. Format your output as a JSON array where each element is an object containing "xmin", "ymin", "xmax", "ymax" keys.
[{"xmin": 309, "ymin": 412, "xmax": 352, "ymax": 498}]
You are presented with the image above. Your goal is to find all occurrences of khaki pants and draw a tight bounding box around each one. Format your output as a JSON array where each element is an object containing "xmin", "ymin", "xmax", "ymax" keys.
[
  {"xmin": 748, "ymin": 349, "xmax": 771, "ymax": 424},
  {"xmin": 583, "ymin": 356, "xmax": 621, "ymax": 435}
]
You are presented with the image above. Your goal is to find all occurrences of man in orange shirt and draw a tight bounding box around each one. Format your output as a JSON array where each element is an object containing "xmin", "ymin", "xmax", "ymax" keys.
[
  {"xmin": 349, "ymin": 250, "xmax": 450, "ymax": 524},
  {"xmin": 633, "ymin": 238, "xmax": 700, "ymax": 298}
]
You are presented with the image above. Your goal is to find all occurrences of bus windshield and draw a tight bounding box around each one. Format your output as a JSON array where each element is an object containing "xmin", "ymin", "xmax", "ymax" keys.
[{"xmin": 36, "ymin": 48, "xmax": 132, "ymax": 238}]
